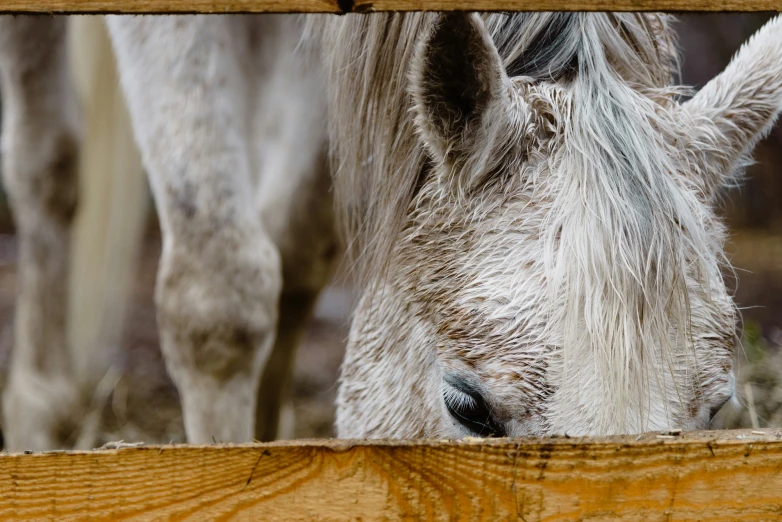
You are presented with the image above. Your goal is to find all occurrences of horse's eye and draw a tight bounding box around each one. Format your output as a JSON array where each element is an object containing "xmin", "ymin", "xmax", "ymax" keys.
[{"xmin": 443, "ymin": 378, "xmax": 506, "ymax": 438}]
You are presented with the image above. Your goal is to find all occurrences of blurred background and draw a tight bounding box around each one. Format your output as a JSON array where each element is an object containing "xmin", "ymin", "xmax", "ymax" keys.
[{"xmin": 0, "ymin": 14, "xmax": 780, "ymax": 446}]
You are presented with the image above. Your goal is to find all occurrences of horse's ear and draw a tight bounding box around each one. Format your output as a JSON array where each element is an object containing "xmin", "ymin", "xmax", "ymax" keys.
[
  {"xmin": 410, "ymin": 12, "xmax": 510, "ymax": 165},
  {"xmin": 681, "ymin": 15, "xmax": 782, "ymax": 199}
]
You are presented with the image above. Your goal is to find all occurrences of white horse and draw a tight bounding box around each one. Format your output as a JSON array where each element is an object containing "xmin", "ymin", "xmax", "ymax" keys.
[
  {"xmin": 0, "ymin": 15, "xmax": 334, "ymax": 450},
  {"xmin": 316, "ymin": 12, "xmax": 782, "ymax": 437},
  {"xmin": 0, "ymin": 12, "xmax": 781, "ymax": 449}
]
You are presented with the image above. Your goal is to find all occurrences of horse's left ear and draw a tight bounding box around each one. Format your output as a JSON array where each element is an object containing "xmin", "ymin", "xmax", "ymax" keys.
[
  {"xmin": 410, "ymin": 13, "xmax": 512, "ymax": 166},
  {"xmin": 681, "ymin": 15, "xmax": 782, "ymax": 199}
]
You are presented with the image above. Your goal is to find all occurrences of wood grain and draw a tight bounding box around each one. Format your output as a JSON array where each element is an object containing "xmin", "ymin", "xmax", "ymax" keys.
[
  {"xmin": 2, "ymin": 0, "xmax": 782, "ymax": 12},
  {"xmin": 0, "ymin": 429, "xmax": 781, "ymax": 521}
]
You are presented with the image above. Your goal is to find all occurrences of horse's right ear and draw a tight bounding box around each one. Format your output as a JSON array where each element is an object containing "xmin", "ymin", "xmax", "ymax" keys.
[{"xmin": 410, "ymin": 13, "xmax": 511, "ymax": 166}]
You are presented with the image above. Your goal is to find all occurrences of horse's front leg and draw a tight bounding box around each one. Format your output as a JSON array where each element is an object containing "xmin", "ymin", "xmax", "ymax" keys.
[
  {"xmin": 0, "ymin": 16, "xmax": 82, "ymax": 451},
  {"xmin": 107, "ymin": 15, "xmax": 281, "ymax": 443},
  {"xmin": 254, "ymin": 147, "xmax": 335, "ymax": 441},
  {"xmin": 247, "ymin": 16, "xmax": 336, "ymax": 441}
]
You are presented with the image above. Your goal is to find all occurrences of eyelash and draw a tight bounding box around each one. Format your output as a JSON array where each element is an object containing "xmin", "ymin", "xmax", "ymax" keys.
[
  {"xmin": 443, "ymin": 386, "xmax": 478, "ymax": 411},
  {"xmin": 442, "ymin": 385, "xmax": 506, "ymax": 438}
]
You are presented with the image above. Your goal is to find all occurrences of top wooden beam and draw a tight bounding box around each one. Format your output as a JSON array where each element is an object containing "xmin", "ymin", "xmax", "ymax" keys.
[{"xmin": 3, "ymin": 0, "xmax": 782, "ymax": 13}]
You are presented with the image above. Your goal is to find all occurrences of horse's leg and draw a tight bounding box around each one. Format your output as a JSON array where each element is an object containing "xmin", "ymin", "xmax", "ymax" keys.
[
  {"xmin": 0, "ymin": 16, "xmax": 81, "ymax": 451},
  {"xmin": 244, "ymin": 16, "xmax": 335, "ymax": 441},
  {"xmin": 254, "ymin": 152, "xmax": 335, "ymax": 441},
  {"xmin": 107, "ymin": 15, "xmax": 281, "ymax": 443}
]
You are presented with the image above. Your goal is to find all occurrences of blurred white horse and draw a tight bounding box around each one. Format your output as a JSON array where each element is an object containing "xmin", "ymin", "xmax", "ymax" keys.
[
  {"xmin": 0, "ymin": 15, "xmax": 334, "ymax": 450},
  {"xmin": 1, "ymin": 12, "xmax": 781, "ymax": 450}
]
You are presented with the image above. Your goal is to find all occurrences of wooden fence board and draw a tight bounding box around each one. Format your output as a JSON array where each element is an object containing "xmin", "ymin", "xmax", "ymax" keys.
[
  {"xmin": 0, "ymin": 429, "xmax": 781, "ymax": 521},
  {"xmin": 2, "ymin": 0, "xmax": 782, "ymax": 13}
]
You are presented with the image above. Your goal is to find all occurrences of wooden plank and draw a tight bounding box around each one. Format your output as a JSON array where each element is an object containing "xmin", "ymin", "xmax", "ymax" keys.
[
  {"xmin": 0, "ymin": 429, "xmax": 781, "ymax": 521},
  {"xmin": 2, "ymin": 0, "xmax": 782, "ymax": 13}
]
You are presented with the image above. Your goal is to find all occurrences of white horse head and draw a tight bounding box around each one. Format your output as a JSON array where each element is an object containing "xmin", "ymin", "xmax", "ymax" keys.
[{"xmin": 319, "ymin": 12, "xmax": 782, "ymax": 438}]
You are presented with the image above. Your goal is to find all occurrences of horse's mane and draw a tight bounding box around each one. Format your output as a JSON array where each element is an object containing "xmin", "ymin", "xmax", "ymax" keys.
[
  {"xmin": 310, "ymin": 13, "xmax": 729, "ymax": 433},
  {"xmin": 312, "ymin": 13, "xmax": 679, "ymax": 280}
]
